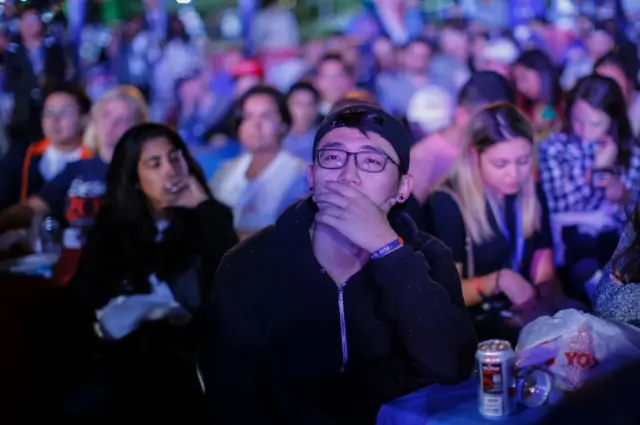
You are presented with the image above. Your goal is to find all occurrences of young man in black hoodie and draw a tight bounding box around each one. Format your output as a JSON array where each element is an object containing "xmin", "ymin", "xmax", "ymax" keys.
[{"xmin": 201, "ymin": 104, "xmax": 477, "ymax": 424}]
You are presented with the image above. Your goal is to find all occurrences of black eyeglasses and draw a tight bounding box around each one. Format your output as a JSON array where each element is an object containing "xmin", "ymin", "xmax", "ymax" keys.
[{"xmin": 315, "ymin": 148, "xmax": 400, "ymax": 173}]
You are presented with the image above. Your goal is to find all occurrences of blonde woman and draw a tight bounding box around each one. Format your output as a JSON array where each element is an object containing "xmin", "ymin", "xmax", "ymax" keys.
[
  {"xmin": 425, "ymin": 102, "xmax": 567, "ymax": 343},
  {"xmin": 0, "ymin": 86, "xmax": 148, "ymax": 284},
  {"xmin": 83, "ymin": 86, "xmax": 149, "ymax": 155}
]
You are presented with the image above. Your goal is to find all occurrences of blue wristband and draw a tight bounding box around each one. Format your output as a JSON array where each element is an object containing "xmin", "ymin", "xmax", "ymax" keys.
[{"xmin": 370, "ymin": 238, "xmax": 403, "ymax": 260}]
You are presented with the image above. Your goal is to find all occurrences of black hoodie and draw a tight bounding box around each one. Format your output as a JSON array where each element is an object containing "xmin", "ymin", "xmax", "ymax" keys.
[{"xmin": 201, "ymin": 197, "xmax": 477, "ymax": 425}]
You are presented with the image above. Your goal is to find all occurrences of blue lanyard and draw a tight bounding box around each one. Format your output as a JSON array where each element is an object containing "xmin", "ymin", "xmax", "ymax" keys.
[{"xmin": 494, "ymin": 198, "xmax": 525, "ymax": 273}]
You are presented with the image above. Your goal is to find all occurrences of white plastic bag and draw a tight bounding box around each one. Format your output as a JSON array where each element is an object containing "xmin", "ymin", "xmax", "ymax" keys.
[
  {"xmin": 96, "ymin": 274, "xmax": 190, "ymax": 340},
  {"xmin": 515, "ymin": 309, "xmax": 640, "ymax": 391}
]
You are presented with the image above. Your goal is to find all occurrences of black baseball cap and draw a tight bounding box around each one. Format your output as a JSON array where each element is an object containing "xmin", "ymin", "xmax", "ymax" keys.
[{"xmin": 314, "ymin": 104, "xmax": 412, "ymax": 174}]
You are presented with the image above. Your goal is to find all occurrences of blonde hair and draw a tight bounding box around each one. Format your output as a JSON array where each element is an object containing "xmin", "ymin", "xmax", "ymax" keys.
[
  {"xmin": 83, "ymin": 86, "xmax": 149, "ymax": 152},
  {"xmin": 449, "ymin": 102, "xmax": 540, "ymax": 244}
]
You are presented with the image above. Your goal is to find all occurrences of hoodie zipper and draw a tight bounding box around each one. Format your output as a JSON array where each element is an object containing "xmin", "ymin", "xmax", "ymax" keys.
[{"xmin": 337, "ymin": 283, "xmax": 348, "ymax": 372}]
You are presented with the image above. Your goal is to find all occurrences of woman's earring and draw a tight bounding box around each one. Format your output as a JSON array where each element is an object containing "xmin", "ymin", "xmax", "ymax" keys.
[{"xmin": 398, "ymin": 194, "xmax": 405, "ymax": 201}]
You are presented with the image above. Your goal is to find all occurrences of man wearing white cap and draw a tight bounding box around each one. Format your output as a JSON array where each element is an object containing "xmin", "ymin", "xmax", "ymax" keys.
[
  {"xmin": 478, "ymin": 37, "xmax": 520, "ymax": 79},
  {"xmin": 406, "ymin": 85, "xmax": 458, "ymax": 204}
]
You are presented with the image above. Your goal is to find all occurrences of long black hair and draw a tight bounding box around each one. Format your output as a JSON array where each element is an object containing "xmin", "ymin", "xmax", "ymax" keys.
[
  {"xmin": 612, "ymin": 203, "xmax": 640, "ymax": 284},
  {"xmin": 566, "ymin": 74, "xmax": 634, "ymax": 168},
  {"xmin": 90, "ymin": 123, "xmax": 219, "ymax": 293},
  {"xmin": 594, "ymin": 50, "xmax": 639, "ymax": 96},
  {"xmin": 514, "ymin": 49, "xmax": 562, "ymax": 107},
  {"xmin": 104, "ymin": 122, "xmax": 213, "ymax": 224}
]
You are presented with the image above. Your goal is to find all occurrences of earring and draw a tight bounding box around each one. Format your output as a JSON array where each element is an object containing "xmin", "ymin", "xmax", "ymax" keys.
[
  {"xmin": 398, "ymin": 194, "xmax": 405, "ymax": 201},
  {"xmin": 309, "ymin": 186, "xmax": 314, "ymax": 192}
]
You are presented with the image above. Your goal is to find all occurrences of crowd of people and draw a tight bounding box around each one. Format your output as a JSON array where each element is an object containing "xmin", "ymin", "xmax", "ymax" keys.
[{"xmin": 2, "ymin": 0, "xmax": 640, "ymax": 424}]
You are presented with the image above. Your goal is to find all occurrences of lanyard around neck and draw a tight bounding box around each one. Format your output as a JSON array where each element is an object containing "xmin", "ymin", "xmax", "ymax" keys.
[{"xmin": 491, "ymin": 195, "xmax": 525, "ymax": 273}]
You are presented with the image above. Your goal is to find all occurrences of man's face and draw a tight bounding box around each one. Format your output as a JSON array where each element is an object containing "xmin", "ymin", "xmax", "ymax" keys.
[
  {"xmin": 42, "ymin": 93, "xmax": 83, "ymax": 148},
  {"xmin": 402, "ymin": 41, "xmax": 432, "ymax": 74},
  {"xmin": 20, "ymin": 10, "xmax": 42, "ymax": 39},
  {"xmin": 315, "ymin": 60, "xmax": 354, "ymax": 104},
  {"xmin": 308, "ymin": 127, "xmax": 412, "ymax": 209}
]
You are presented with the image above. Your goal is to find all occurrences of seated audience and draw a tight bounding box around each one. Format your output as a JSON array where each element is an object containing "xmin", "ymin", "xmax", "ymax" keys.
[
  {"xmin": 209, "ymin": 85, "xmax": 308, "ymax": 240},
  {"xmin": 410, "ymin": 71, "xmax": 516, "ymax": 204},
  {"xmin": 425, "ymin": 102, "xmax": 568, "ymax": 344},
  {"xmin": 55, "ymin": 123, "xmax": 238, "ymax": 422},
  {"xmin": 0, "ymin": 86, "xmax": 148, "ymax": 283},
  {"xmin": 201, "ymin": 104, "xmax": 477, "ymax": 425},
  {"xmin": 539, "ymin": 74, "xmax": 640, "ymax": 299},
  {"xmin": 0, "ymin": 84, "xmax": 92, "ymax": 212}
]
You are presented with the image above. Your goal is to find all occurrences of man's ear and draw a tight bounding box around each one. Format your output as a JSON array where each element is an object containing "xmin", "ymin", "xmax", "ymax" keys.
[
  {"xmin": 397, "ymin": 174, "xmax": 413, "ymax": 203},
  {"xmin": 306, "ymin": 164, "xmax": 314, "ymax": 193}
]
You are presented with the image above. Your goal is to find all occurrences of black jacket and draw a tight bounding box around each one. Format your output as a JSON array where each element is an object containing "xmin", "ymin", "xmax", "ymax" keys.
[
  {"xmin": 201, "ymin": 198, "xmax": 477, "ymax": 425},
  {"xmin": 49, "ymin": 199, "xmax": 237, "ymax": 423}
]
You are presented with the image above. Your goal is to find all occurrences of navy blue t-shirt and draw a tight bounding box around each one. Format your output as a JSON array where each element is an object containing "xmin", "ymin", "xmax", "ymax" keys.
[{"xmin": 39, "ymin": 157, "xmax": 108, "ymax": 248}]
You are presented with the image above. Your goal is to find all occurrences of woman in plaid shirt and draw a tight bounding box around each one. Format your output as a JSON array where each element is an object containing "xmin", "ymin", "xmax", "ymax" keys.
[{"xmin": 538, "ymin": 74, "xmax": 640, "ymax": 302}]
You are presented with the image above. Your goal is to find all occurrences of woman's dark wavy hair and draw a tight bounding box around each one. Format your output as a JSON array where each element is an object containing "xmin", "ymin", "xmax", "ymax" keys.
[
  {"xmin": 594, "ymin": 50, "xmax": 639, "ymax": 92},
  {"xmin": 514, "ymin": 49, "xmax": 562, "ymax": 106},
  {"xmin": 612, "ymin": 204, "xmax": 640, "ymax": 284},
  {"xmin": 566, "ymin": 74, "xmax": 634, "ymax": 168},
  {"xmin": 95, "ymin": 123, "xmax": 217, "ymax": 291},
  {"xmin": 104, "ymin": 122, "xmax": 213, "ymax": 224}
]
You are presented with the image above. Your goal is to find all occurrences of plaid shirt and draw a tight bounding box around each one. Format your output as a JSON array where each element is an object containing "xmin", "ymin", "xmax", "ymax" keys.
[{"xmin": 539, "ymin": 132, "xmax": 640, "ymax": 214}]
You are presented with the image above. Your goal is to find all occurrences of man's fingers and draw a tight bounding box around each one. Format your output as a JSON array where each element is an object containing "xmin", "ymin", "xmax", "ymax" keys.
[
  {"xmin": 324, "ymin": 181, "xmax": 366, "ymax": 199},
  {"xmin": 313, "ymin": 192, "xmax": 350, "ymax": 209}
]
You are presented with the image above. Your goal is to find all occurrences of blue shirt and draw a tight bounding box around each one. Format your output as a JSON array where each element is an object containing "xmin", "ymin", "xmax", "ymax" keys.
[
  {"xmin": 193, "ymin": 142, "xmax": 243, "ymax": 181},
  {"xmin": 40, "ymin": 157, "xmax": 109, "ymax": 228}
]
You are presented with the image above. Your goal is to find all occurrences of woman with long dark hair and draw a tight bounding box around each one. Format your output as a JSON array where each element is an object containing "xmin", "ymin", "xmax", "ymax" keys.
[
  {"xmin": 513, "ymin": 49, "xmax": 563, "ymax": 139},
  {"xmin": 595, "ymin": 201, "xmax": 640, "ymax": 326},
  {"xmin": 55, "ymin": 123, "xmax": 238, "ymax": 422},
  {"xmin": 539, "ymin": 74, "xmax": 640, "ymax": 301},
  {"xmin": 594, "ymin": 50, "xmax": 640, "ymax": 137}
]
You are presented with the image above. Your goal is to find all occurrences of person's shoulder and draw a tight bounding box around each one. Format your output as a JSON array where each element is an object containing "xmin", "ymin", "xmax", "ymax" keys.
[
  {"xmin": 411, "ymin": 229, "xmax": 454, "ymax": 262},
  {"xmin": 218, "ymin": 153, "xmax": 249, "ymax": 173},
  {"xmin": 410, "ymin": 133, "xmax": 442, "ymax": 156},
  {"xmin": 288, "ymin": 152, "xmax": 310, "ymax": 174},
  {"xmin": 428, "ymin": 188, "xmax": 461, "ymax": 212},
  {"xmin": 210, "ymin": 154, "xmax": 249, "ymax": 184},
  {"xmin": 219, "ymin": 225, "xmax": 277, "ymax": 270}
]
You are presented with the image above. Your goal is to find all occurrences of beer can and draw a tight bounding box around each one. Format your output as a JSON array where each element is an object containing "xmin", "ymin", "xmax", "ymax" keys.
[{"xmin": 477, "ymin": 339, "xmax": 517, "ymax": 419}]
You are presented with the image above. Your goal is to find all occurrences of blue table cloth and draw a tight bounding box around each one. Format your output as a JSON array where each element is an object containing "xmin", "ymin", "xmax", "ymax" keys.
[{"xmin": 376, "ymin": 378, "xmax": 549, "ymax": 425}]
